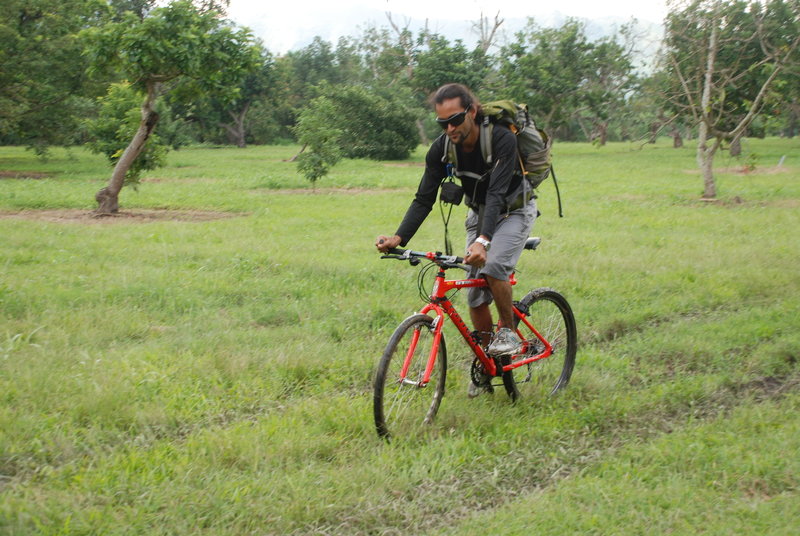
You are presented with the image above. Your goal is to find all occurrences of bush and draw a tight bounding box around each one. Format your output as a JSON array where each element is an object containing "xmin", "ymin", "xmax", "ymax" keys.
[{"xmin": 294, "ymin": 85, "xmax": 419, "ymax": 184}]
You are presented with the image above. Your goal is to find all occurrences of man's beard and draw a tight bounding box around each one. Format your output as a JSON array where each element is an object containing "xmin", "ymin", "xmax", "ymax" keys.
[{"xmin": 450, "ymin": 124, "xmax": 472, "ymax": 145}]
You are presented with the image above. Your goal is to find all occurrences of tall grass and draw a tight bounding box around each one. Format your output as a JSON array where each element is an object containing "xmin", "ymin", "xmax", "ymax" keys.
[{"xmin": 1, "ymin": 138, "xmax": 798, "ymax": 534}]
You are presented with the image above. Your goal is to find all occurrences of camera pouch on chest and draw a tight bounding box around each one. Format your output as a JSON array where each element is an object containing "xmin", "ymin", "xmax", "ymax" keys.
[{"xmin": 440, "ymin": 178, "xmax": 464, "ymax": 205}]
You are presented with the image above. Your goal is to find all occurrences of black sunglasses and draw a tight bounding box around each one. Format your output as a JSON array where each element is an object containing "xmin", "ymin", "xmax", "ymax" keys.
[{"xmin": 436, "ymin": 107, "xmax": 470, "ymax": 129}]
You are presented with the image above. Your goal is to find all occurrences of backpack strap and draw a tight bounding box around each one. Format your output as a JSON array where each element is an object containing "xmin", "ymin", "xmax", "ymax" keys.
[
  {"xmin": 441, "ymin": 134, "xmax": 455, "ymax": 167},
  {"xmin": 480, "ymin": 119, "xmax": 493, "ymax": 165},
  {"xmin": 441, "ymin": 122, "xmax": 495, "ymax": 181}
]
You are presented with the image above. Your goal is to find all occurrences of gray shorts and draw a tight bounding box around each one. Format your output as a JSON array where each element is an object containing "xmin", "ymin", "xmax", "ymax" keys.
[{"xmin": 465, "ymin": 199, "xmax": 537, "ymax": 308}]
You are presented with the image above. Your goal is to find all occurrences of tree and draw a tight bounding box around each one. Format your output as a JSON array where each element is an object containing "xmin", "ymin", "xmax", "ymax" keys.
[
  {"xmin": 294, "ymin": 96, "xmax": 342, "ymax": 187},
  {"xmin": 82, "ymin": 0, "xmax": 258, "ymax": 214},
  {"xmin": 499, "ymin": 19, "xmax": 594, "ymax": 136},
  {"xmin": 194, "ymin": 44, "xmax": 277, "ymax": 147},
  {"xmin": 663, "ymin": 0, "xmax": 800, "ymax": 198},
  {"xmin": 0, "ymin": 0, "xmax": 107, "ymax": 150},
  {"xmin": 576, "ymin": 24, "xmax": 638, "ymax": 145},
  {"xmin": 284, "ymin": 37, "xmax": 343, "ymax": 99},
  {"xmin": 294, "ymin": 85, "xmax": 418, "ymax": 184},
  {"xmin": 412, "ymin": 33, "xmax": 490, "ymax": 97}
]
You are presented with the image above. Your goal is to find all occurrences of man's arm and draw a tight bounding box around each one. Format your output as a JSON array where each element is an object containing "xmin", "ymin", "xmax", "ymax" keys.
[{"xmin": 393, "ymin": 137, "xmax": 447, "ymax": 246}]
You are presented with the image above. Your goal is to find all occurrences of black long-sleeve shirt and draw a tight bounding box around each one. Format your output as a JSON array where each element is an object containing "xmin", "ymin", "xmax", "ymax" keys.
[{"xmin": 395, "ymin": 126, "xmax": 520, "ymax": 245}]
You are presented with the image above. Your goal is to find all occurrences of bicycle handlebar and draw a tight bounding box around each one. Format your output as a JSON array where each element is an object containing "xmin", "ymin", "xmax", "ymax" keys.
[
  {"xmin": 381, "ymin": 248, "xmax": 466, "ymax": 269},
  {"xmin": 379, "ymin": 237, "xmax": 541, "ymax": 269}
]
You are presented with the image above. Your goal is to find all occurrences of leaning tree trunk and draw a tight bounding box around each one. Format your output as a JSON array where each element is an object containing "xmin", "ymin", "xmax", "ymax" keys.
[
  {"xmin": 286, "ymin": 143, "xmax": 307, "ymax": 162},
  {"xmin": 95, "ymin": 82, "xmax": 160, "ymax": 215}
]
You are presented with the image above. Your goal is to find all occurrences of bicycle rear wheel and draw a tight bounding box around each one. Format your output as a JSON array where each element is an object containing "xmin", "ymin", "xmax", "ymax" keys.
[
  {"xmin": 504, "ymin": 288, "xmax": 577, "ymax": 400},
  {"xmin": 373, "ymin": 314, "xmax": 447, "ymax": 439}
]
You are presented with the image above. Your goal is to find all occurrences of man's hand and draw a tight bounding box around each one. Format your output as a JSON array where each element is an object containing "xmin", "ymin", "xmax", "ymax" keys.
[
  {"xmin": 375, "ymin": 234, "xmax": 402, "ymax": 253},
  {"xmin": 464, "ymin": 241, "xmax": 487, "ymax": 267}
]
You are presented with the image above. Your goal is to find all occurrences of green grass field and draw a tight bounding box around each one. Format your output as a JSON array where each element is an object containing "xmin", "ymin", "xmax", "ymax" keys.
[{"xmin": 1, "ymin": 138, "xmax": 798, "ymax": 534}]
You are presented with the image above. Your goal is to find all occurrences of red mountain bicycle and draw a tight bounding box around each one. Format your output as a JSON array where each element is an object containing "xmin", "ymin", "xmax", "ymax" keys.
[{"xmin": 373, "ymin": 238, "xmax": 577, "ymax": 439}]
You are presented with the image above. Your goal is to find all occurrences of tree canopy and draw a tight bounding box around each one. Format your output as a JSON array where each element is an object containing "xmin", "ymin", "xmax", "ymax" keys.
[{"xmin": 1, "ymin": 0, "xmax": 797, "ymax": 196}]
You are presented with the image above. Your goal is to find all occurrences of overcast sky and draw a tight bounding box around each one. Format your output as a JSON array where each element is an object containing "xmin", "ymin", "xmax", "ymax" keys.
[{"xmin": 227, "ymin": 0, "xmax": 669, "ymax": 54}]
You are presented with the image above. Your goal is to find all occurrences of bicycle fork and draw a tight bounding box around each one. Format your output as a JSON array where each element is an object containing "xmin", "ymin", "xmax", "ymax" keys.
[{"xmin": 398, "ymin": 313, "xmax": 444, "ymax": 388}]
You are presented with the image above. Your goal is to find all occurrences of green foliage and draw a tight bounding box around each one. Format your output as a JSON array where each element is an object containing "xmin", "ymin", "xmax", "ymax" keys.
[
  {"xmin": 500, "ymin": 19, "xmax": 595, "ymax": 134},
  {"xmin": 4, "ymin": 0, "xmax": 798, "ymax": 158},
  {"xmin": 412, "ymin": 33, "xmax": 489, "ymax": 96},
  {"xmin": 294, "ymin": 97, "xmax": 343, "ymax": 185},
  {"xmin": 79, "ymin": 0, "xmax": 260, "ymax": 209},
  {"xmin": 294, "ymin": 85, "xmax": 418, "ymax": 183},
  {"xmin": 329, "ymin": 85, "xmax": 418, "ymax": 160},
  {"xmin": 85, "ymin": 83, "xmax": 167, "ymax": 185},
  {"xmin": 0, "ymin": 0, "xmax": 109, "ymax": 150},
  {"xmin": 81, "ymin": 0, "xmax": 258, "ymax": 99}
]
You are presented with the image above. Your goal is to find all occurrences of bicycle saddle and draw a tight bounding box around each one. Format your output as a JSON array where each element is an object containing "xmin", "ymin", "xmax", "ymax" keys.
[{"xmin": 524, "ymin": 237, "xmax": 541, "ymax": 250}]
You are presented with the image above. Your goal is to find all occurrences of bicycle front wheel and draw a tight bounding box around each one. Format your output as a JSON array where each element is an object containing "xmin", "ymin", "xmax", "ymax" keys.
[
  {"xmin": 507, "ymin": 288, "xmax": 577, "ymax": 400},
  {"xmin": 373, "ymin": 314, "xmax": 447, "ymax": 439}
]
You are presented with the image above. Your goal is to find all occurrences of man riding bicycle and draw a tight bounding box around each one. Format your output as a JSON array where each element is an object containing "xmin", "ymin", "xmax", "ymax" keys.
[{"xmin": 375, "ymin": 83, "xmax": 538, "ymax": 397}]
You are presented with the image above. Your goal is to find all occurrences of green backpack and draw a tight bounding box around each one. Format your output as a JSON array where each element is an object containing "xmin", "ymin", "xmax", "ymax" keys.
[{"xmin": 442, "ymin": 99, "xmax": 562, "ymax": 216}]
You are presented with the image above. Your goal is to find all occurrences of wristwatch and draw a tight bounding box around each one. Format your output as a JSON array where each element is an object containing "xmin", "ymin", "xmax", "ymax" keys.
[{"xmin": 475, "ymin": 237, "xmax": 491, "ymax": 250}]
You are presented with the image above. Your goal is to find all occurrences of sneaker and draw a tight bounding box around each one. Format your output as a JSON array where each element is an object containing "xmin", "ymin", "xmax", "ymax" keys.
[
  {"xmin": 467, "ymin": 372, "xmax": 493, "ymax": 398},
  {"xmin": 487, "ymin": 327, "xmax": 522, "ymax": 356}
]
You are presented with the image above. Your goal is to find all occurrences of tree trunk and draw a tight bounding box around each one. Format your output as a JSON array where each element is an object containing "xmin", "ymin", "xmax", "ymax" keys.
[
  {"xmin": 648, "ymin": 121, "xmax": 658, "ymax": 143},
  {"xmin": 416, "ymin": 118, "xmax": 429, "ymax": 147},
  {"xmin": 220, "ymin": 104, "xmax": 249, "ymax": 148},
  {"xmin": 697, "ymin": 124, "xmax": 719, "ymax": 199},
  {"xmin": 576, "ymin": 117, "xmax": 592, "ymax": 142},
  {"xmin": 729, "ymin": 133, "xmax": 742, "ymax": 156},
  {"xmin": 697, "ymin": 18, "xmax": 718, "ymax": 199},
  {"xmin": 286, "ymin": 143, "xmax": 307, "ymax": 162},
  {"xmin": 671, "ymin": 126, "xmax": 683, "ymax": 148},
  {"xmin": 95, "ymin": 82, "xmax": 160, "ymax": 214},
  {"xmin": 596, "ymin": 122, "xmax": 608, "ymax": 146}
]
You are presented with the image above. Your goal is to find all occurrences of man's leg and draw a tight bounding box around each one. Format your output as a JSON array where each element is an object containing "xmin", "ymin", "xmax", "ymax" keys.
[
  {"xmin": 469, "ymin": 302, "xmax": 493, "ymax": 347},
  {"xmin": 485, "ymin": 275, "xmax": 514, "ymax": 329},
  {"xmin": 480, "ymin": 200, "xmax": 537, "ymax": 356}
]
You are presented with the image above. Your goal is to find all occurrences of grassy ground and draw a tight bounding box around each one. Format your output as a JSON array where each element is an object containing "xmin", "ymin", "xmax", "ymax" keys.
[{"xmin": 1, "ymin": 138, "xmax": 798, "ymax": 534}]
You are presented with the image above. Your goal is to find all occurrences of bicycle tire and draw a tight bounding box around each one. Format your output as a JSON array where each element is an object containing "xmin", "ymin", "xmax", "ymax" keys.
[
  {"xmin": 504, "ymin": 288, "xmax": 577, "ymax": 400},
  {"xmin": 373, "ymin": 314, "xmax": 447, "ymax": 439}
]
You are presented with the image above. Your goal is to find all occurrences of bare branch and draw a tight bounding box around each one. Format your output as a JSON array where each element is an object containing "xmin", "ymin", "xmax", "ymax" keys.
[
  {"xmin": 727, "ymin": 32, "xmax": 800, "ymax": 140},
  {"xmin": 473, "ymin": 11, "xmax": 504, "ymax": 53},
  {"xmin": 670, "ymin": 54, "xmax": 700, "ymax": 122}
]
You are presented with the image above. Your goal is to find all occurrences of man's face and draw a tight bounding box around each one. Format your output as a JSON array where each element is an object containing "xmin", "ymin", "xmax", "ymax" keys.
[{"xmin": 435, "ymin": 97, "xmax": 476, "ymax": 146}]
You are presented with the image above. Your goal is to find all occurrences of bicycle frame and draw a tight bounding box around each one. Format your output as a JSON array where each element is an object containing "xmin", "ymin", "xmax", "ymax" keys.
[{"xmin": 403, "ymin": 265, "xmax": 554, "ymax": 388}]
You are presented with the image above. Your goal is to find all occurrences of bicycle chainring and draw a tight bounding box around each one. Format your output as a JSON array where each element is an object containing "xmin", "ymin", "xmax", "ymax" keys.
[
  {"xmin": 470, "ymin": 358, "xmax": 489, "ymax": 386},
  {"xmin": 471, "ymin": 357, "xmax": 502, "ymax": 388}
]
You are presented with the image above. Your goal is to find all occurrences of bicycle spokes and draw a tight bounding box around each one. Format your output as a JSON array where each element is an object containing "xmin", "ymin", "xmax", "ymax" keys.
[
  {"xmin": 510, "ymin": 289, "xmax": 577, "ymax": 397},
  {"xmin": 374, "ymin": 315, "xmax": 447, "ymax": 438}
]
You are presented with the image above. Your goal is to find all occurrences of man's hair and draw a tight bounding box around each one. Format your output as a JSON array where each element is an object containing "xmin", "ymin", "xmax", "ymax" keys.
[{"xmin": 430, "ymin": 83, "xmax": 482, "ymax": 115}]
